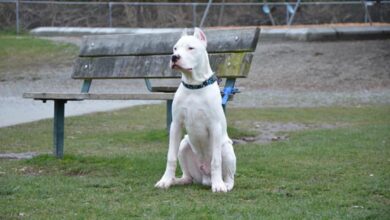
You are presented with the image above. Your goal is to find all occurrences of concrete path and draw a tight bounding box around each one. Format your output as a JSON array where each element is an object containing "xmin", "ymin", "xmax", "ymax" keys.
[
  {"xmin": 31, "ymin": 25, "xmax": 390, "ymax": 41},
  {"xmin": 0, "ymin": 98, "xmax": 158, "ymax": 127}
]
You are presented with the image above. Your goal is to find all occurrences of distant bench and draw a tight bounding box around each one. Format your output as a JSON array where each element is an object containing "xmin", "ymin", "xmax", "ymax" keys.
[{"xmin": 23, "ymin": 27, "xmax": 260, "ymax": 158}]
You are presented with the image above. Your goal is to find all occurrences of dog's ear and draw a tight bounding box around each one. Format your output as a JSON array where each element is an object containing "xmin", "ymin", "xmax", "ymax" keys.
[
  {"xmin": 193, "ymin": 28, "xmax": 207, "ymax": 48},
  {"xmin": 181, "ymin": 28, "xmax": 188, "ymax": 37}
]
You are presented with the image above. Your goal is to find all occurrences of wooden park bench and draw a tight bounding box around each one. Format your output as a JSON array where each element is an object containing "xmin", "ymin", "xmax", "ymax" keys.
[{"xmin": 23, "ymin": 27, "xmax": 260, "ymax": 158}]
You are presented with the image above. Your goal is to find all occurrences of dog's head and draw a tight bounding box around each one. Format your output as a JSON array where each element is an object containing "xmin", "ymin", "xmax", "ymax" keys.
[{"xmin": 170, "ymin": 28, "xmax": 208, "ymax": 74}]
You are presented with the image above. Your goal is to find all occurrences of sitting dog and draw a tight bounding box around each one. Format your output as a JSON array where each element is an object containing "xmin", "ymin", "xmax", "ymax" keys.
[{"xmin": 155, "ymin": 28, "xmax": 236, "ymax": 193}]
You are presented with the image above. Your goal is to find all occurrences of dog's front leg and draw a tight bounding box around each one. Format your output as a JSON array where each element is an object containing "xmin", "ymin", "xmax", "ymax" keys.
[
  {"xmin": 155, "ymin": 121, "xmax": 182, "ymax": 189},
  {"xmin": 210, "ymin": 126, "xmax": 227, "ymax": 193}
]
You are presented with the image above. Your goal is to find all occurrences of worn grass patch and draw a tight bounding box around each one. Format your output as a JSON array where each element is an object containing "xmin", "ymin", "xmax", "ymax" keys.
[{"xmin": 0, "ymin": 105, "xmax": 389, "ymax": 219}]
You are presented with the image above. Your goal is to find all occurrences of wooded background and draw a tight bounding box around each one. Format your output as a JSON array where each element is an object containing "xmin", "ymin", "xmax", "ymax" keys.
[{"xmin": 0, "ymin": 1, "xmax": 389, "ymax": 31}]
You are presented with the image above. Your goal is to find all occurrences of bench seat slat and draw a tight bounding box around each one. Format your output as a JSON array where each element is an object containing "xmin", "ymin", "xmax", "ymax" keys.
[
  {"xmin": 23, "ymin": 92, "xmax": 175, "ymax": 101},
  {"xmin": 72, "ymin": 53, "xmax": 253, "ymax": 79},
  {"xmin": 150, "ymin": 86, "xmax": 178, "ymax": 93},
  {"xmin": 80, "ymin": 28, "xmax": 260, "ymax": 57}
]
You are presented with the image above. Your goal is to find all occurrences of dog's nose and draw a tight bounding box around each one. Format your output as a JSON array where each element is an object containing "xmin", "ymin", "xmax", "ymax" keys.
[{"xmin": 171, "ymin": 54, "xmax": 180, "ymax": 63}]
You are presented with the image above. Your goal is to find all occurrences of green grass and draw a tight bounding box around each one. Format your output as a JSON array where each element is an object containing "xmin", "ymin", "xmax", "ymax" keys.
[
  {"xmin": 0, "ymin": 33, "xmax": 78, "ymax": 80},
  {"xmin": 0, "ymin": 105, "xmax": 389, "ymax": 219}
]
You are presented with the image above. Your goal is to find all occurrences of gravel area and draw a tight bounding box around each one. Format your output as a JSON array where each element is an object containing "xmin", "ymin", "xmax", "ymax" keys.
[
  {"xmin": 0, "ymin": 36, "xmax": 389, "ymax": 127},
  {"xmin": 232, "ymin": 39, "xmax": 390, "ymax": 107}
]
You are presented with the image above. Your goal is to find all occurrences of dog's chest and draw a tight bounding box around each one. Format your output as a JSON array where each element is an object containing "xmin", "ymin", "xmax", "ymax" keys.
[
  {"xmin": 174, "ymin": 85, "xmax": 222, "ymax": 148},
  {"xmin": 177, "ymin": 95, "xmax": 211, "ymax": 134}
]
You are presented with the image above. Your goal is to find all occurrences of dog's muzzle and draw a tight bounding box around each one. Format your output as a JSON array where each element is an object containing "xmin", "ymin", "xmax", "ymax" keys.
[{"xmin": 171, "ymin": 54, "xmax": 180, "ymax": 63}]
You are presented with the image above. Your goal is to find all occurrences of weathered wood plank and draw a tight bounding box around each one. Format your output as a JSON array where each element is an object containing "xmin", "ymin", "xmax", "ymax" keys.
[
  {"xmin": 23, "ymin": 92, "xmax": 85, "ymax": 100},
  {"xmin": 23, "ymin": 92, "xmax": 175, "ymax": 100},
  {"xmin": 150, "ymin": 86, "xmax": 178, "ymax": 93},
  {"xmin": 86, "ymin": 93, "xmax": 175, "ymax": 100},
  {"xmin": 72, "ymin": 53, "xmax": 253, "ymax": 79},
  {"xmin": 79, "ymin": 28, "xmax": 260, "ymax": 56}
]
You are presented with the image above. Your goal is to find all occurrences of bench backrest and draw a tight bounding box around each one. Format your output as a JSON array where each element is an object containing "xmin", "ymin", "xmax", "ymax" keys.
[{"xmin": 72, "ymin": 27, "xmax": 260, "ymax": 80}]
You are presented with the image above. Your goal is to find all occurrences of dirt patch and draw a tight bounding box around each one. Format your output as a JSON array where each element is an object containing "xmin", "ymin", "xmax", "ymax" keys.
[
  {"xmin": 244, "ymin": 39, "xmax": 390, "ymax": 92},
  {"xmin": 233, "ymin": 122, "xmax": 340, "ymax": 145},
  {"xmin": 16, "ymin": 166, "xmax": 45, "ymax": 176},
  {"xmin": 0, "ymin": 152, "xmax": 39, "ymax": 160},
  {"xmin": 230, "ymin": 39, "xmax": 390, "ymax": 107}
]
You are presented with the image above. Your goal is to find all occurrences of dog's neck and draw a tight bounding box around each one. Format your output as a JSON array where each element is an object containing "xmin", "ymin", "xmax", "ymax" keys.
[{"xmin": 181, "ymin": 50, "xmax": 214, "ymax": 85}]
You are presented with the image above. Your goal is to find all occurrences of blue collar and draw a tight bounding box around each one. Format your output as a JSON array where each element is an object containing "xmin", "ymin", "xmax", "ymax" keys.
[{"xmin": 181, "ymin": 75, "xmax": 218, "ymax": 90}]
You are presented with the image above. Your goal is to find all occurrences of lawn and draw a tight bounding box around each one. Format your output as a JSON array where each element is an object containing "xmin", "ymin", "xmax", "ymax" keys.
[
  {"xmin": 0, "ymin": 105, "xmax": 389, "ymax": 219},
  {"xmin": 0, "ymin": 32, "xmax": 78, "ymax": 81}
]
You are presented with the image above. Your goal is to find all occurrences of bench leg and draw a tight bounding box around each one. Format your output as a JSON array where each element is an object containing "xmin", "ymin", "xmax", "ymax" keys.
[
  {"xmin": 53, "ymin": 100, "xmax": 66, "ymax": 158},
  {"xmin": 166, "ymin": 100, "xmax": 173, "ymax": 132},
  {"xmin": 222, "ymin": 78, "xmax": 236, "ymax": 113}
]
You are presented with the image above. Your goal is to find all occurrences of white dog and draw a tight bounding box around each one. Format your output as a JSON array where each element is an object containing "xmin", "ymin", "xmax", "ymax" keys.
[{"xmin": 155, "ymin": 28, "xmax": 236, "ymax": 193}]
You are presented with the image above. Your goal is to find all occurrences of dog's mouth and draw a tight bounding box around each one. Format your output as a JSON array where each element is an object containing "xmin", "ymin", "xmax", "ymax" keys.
[{"xmin": 171, "ymin": 64, "xmax": 192, "ymax": 72}]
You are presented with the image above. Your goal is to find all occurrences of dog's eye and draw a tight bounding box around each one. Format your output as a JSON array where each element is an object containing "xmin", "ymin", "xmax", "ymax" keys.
[
  {"xmin": 188, "ymin": 47, "xmax": 194, "ymax": 50},
  {"xmin": 174, "ymin": 47, "xmax": 177, "ymax": 51}
]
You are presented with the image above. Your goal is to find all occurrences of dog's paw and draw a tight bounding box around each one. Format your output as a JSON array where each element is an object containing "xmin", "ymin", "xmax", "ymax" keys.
[
  {"xmin": 174, "ymin": 176, "xmax": 193, "ymax": 185},
  {"xmin": 225, "ymin": 181, "xmax": 234, "ymax": 192},
  {"xmin": 155, "ymin": 176, "xmax": 174, "ymax": 189},
  {"xmin": 212, "ymin": 181, "xmax": 228, "ymax": 193}
]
